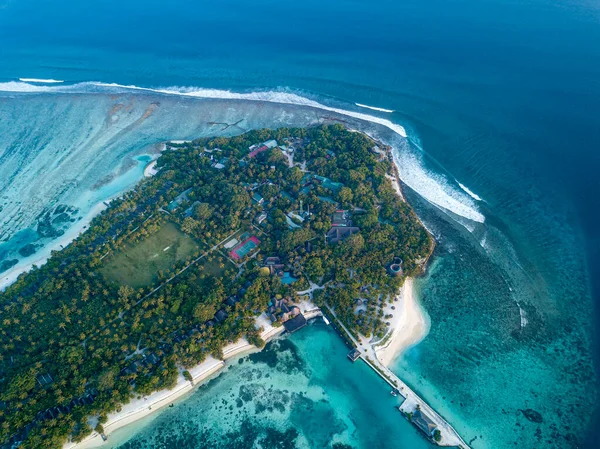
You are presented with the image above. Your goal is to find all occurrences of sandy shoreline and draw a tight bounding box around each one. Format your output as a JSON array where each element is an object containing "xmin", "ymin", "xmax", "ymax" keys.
[
  {"xmin": 64, "ymin": 304, "xmax": 320, "ymax": 449},
  {"xmin": 370, "ymin": 167, "xmax": 431, "ymax": 368},
  {"xmin": 0, "ymin": 201, "xmax": 109, "ymax": 291},
  {"xmin": 143, "ymin": 160, "xmax": 158, "ymax": 177},
  {"xmin": 374, "ymin": 278, "xmax": 430, "ymax": 367},
  {"xmin": 1, "ymin": 153, "xmax": 164, "ymax": 292}
]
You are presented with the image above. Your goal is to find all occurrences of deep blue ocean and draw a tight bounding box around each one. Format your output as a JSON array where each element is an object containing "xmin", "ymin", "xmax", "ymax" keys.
[{"xmin": 1, "ymin": 0, "xmax": 599, "ymax": 448}]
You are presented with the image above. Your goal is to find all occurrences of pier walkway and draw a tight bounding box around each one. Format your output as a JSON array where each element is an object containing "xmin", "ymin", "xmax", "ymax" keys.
[{"xmin": 330, "ymin": 308, "xmax": 469, "ymax": 449}]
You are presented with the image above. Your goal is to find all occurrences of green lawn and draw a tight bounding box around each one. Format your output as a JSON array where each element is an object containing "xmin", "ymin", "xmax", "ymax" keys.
[{"xmin": 100, "ymin": 222, "xmax": 201, "ymax": 288}]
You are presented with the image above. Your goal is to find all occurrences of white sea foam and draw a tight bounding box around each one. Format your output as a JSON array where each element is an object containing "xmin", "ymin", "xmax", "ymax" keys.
[
  {"xmin": 355, "ymin": 103, "xmax": 394, "ymax": 113},
  {"xmin": 458, "ymin": 182, "xmax": 483, "ymax": 201},
  {"xmin": 392, "ymin": 150, "xmax": 486, "ymax": 223},
  {"xmin": 0, "ymin": 81, "xmax": 56, "ymax": 92},
  {"xmin": 93, "ymin": 83, "xmax": 409, "ymax": 137},
  {"xmin": 19, "ymin": 78, "xmax": 64, "ymax": 83},
  {"xmin": 0, "ymin": 81, "xmax": 408, "ymax": 137},
  {"xmin": 0, "ymin": 80, "xmax": 489, "ymax": 225}
]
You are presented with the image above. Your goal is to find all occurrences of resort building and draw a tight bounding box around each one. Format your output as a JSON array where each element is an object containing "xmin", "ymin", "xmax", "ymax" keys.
[
  {"xmin": 326, "ymin": 209, "xmax": 360, "ymax": 244},
  {"xmin": 256, "ymin": 212, "xmax": 268, "ymax": 224},
  {"xmin": 264, "ymin": 256, "xmax": 285, "ymax": 275},
  {"xmin": 331, "ymin": 210, "xmax": 352, "ymax": 227},
  {"xmin": 412, "ymin": 408, "xmax": 439, "ymax": 440},
  {"xmin": 252, "ymin": 192, "xmax": 264, "ymax": 205},
  {"xmin": 282, "ymin": 313, "xmax": 307, "ymax": 333},
  {"xmin": 214, "ymin": 309, "xmax": 228, "ymax": 323},
  {"xmin": 326, "ymin": 226, "xmax": 360, "ymax": 244},
  {"xmin": 36, "ymin": 373, "xmax": 53, "ymax": 387},
  {"xmin": 388, "ymin": 257, "xmax": 403, "ymax": 277},
  {"xmin": 347, "ymin": 348, "xmax": 361, "ymax": 362}
]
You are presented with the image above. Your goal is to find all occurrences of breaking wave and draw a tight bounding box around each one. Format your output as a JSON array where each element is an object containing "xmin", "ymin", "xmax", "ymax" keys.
[
  {"xmin": 18, "ymin": 78, "xmax": 64, "ymax": 83},
  {"xmin": 355, "ymin": 103, "xmax": 394, "ymax": 113},
  {"xmin": 0, "ymin": 79, "xmax": 485, "ymax": 226},
  {"xmin": 458, "ymin": 182, "xmax": 483, "ymax": 202}
]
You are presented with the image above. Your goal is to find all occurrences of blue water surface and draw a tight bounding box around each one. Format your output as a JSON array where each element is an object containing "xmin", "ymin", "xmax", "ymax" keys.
[{"xmin": 0, "ymin": 0, "xmax": 599, "ymax": 448}]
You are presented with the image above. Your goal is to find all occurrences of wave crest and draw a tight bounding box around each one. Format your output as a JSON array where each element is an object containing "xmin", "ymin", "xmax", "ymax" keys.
[{"xmin": 0, "ymin": 80, "xmax": 486, "ymax": 224}]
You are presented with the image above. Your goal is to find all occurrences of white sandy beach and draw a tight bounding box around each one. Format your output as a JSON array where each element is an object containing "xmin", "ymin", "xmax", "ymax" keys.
[
  {"xmin": 372, "ymin": 168, "xmax": 430, "ymax": 367},
  {"xmin": 143, "ymin": 160, "xmax": 159, "ymax": 177},
  {"xmin": 0, "ymin": 202, "xmax": 109, "ymax": 291},
  {"xmin": 374, "ymin": 278, "xmax": 430, "ymax": 367},
  {"xmin": 64, "ymin": 301, "xmax": 320, "ymax": 449}
]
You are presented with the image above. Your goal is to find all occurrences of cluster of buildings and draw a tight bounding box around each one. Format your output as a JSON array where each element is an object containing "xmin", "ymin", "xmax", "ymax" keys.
[
  {"xmin": 267, "ymin": 297, "xmax": 307, "ymax": 333},
  {"xmin": 2, "ymin": 386, "xmax": 100, "ymax": 448},
  {"xmin": 326, "ymin": 210, "xmax": 360, "ymax": 244},
  {"xmin": 247, "ymin": 139, "xmax": 278, "ymax": 158}
]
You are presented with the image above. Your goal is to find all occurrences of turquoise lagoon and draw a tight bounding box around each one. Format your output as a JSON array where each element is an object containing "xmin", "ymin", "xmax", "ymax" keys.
[
  {"xmin": 108, "ymin": 321, "xmax": 433, "ymax": 449},
  {"xmin": 0, "ymin": 0, "xmax": 599, "ymax": 447}
]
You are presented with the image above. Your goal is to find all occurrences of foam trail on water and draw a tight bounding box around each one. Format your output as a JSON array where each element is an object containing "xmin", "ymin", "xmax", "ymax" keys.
[
  {"xmin": 458, "ymin": 182, "xmax": 483, "ymax": 202},
  {"xmin": 355, "ymin": 103, "xmax": 394, "ymax": 113},
  {"xmin": 19, "ymin": 78, "xmax": 64, "ymax": 83}
]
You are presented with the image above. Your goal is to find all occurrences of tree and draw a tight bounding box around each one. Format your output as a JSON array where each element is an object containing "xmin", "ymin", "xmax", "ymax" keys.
[
  {"xmin": 2, "ymin": 369, "xmax": 36, "ymax": 401},
  {"xmin": 337, "ymin": 186, "xmax": 354, "ymax": 205},
  {"xmin": 193, "ymin": 303, "xmax": 216, "ymax": 322},
  {"xmin": 181, "ymin": 217, "xmax": 199, "ymax": 234},
  {"xmin": 98, "ymin": 367, "xmax": 119, "ymax": 392},
  {"xmin": 193, "ymin": 202, "xmax": 212, "ymax": 220},
  {"xmin": 305, "ymin": 257, "xmax": 325, "ymax": 281}
]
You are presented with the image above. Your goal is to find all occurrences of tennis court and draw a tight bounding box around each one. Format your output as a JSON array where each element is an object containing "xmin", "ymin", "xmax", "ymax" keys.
[{"xmin": 229, "ymin": 235, "xmax": 260, "ymax": 259}]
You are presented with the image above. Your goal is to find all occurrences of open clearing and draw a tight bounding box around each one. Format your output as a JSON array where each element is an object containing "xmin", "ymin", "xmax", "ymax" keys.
[{"xmin": 100, "ymin": 222, "xmax": 201, "ymax": 288}]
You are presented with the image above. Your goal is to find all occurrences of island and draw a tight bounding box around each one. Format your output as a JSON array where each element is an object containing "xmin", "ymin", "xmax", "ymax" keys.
[{"xmin": 0, "ymin": 124, "xmax": 462, "ymax": 449}]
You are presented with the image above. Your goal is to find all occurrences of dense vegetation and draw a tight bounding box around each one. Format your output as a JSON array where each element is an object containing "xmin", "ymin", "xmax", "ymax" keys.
[{"xmin": 0, "ymin": 124, "xmax": 431, "ymax": 448}]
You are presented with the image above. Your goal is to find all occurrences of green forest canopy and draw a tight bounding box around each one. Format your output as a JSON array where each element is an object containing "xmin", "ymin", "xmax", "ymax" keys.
[{"xmin": 0, "ymin": 124, "xmax": 432, "ymax": 448}]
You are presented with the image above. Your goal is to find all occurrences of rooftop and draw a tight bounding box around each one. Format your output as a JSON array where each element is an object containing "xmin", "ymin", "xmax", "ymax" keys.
[
  {"xmin": 282, "ymin": 313, "xmax": 307, "ymax": 333},
  {"xmin": 326, "ymin": 226, "xmax": 360, "ymax": 244},
  {"xmin": 412, "ymin": 408, "xmax": 438, "ymax": 437},
  {"xmin": 347, "ymin": 348, "xmax": 361, "ymax": 362}
]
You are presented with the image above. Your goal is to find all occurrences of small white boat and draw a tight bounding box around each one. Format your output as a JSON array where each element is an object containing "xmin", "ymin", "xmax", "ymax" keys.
[{"xmin": 322, "ymin": 315, "xmax": 330, "ymax": 325}]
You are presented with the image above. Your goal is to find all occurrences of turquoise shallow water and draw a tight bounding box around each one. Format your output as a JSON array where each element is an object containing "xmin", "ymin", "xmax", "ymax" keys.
[
  {"xmin": 0, "ymin": 0, "xmax": 599, "ymax": 447},
  {"xmin": 107, "ymin": 321, "xmax": 432, "ymax": 449}
]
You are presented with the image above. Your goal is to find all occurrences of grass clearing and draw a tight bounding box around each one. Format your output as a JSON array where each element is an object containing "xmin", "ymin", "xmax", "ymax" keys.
[{"xmin": 100, "ymin": 222, "xmax": 201, "ymax": 288}]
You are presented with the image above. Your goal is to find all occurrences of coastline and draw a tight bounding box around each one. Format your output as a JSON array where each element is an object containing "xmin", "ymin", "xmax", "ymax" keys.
[
  {"xmin": 143, "ymin": 160, "xmax": 159, "ymax": 178},
  {"xmin": 64, "ymin": 304, "xmax": 321, "ymax": 449},
  {"xmin": 374, "ymin": 278, "xmax": 430, "ymax": 367},
  {"xmin": 1, "ymin": 155, "xmax": 163, "ymax": 292},
  {"xmin": 0, "ymin": 202, "xmax": 108, "ymax": 291},
  {"xmin": 7, "ymin": 131, "xmax": 441, "ymax": 448},
  {"xmin": 374, "ymin": 158, "xmax": 432, "ymax": 367}
]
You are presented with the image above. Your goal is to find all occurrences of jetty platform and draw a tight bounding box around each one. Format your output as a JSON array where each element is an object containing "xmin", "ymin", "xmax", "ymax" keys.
[{"xmin": 320, "ymin": 305, "xmax": 470, "ymax": 449}]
